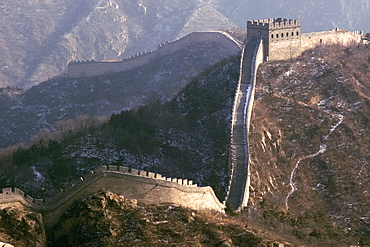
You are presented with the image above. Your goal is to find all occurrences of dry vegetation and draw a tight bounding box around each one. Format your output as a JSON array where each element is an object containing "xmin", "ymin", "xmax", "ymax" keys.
[
  {"xmin": 247, "ymin": 43, "xmax": 370, "ymax": 246},
  {"xmin": 50, "ymin": 190, "xmax": 261, "ymax": 247}
]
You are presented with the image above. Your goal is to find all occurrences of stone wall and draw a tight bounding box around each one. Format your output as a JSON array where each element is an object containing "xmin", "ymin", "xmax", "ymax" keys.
[
  {"xmin": 242, "ymin": 40, "xmax": 264, "ymax": 210},
  {"xmin": 268, "ymin": 29, "xmax": 363, "ymax": 61},
  {"xmin": 301, "ymin": 30, "xmax": 363, "ymax": 52},
  {"xmin": 268, "ymin": 39, "xmax": 302, "ymax": 61},
  {"xmin": 0, "ymin": 165, "xmax": 225, "ymax": 230},
  {"xmin": 66, "ymin": 31, "xmax": 242, "ymax": 78},
  {"xmin": 226, "ymin": 39, "xmax": 264, "ymax": 211}
]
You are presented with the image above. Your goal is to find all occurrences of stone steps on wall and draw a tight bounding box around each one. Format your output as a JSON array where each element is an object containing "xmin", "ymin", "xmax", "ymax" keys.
[
  {"xmin": 241, "ymin": 41, "xmax": 258, "ymax": 85},
  {"xmin": 227, "ymin": 40, "xmax": 261, "ymax": 211}
]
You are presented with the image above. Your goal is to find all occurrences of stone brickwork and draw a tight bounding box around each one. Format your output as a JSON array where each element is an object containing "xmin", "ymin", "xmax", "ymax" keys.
[
  {"xmin": 227, "ymin": 39, "xmax": 264, "ymax": 211},
  {"xmin": 247, "ymin": 18, "xmax": 301, "ymax": 60},
  {"xmin": 247, "ymin": 18, "xmax": 363, "ymax": 61},
  {"xmin": 0, "ymin": 165, "xmax": 224, "ymax": 230}
]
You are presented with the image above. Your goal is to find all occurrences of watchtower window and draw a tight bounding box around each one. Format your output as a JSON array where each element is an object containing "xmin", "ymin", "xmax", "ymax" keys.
[
  {"xmin": 286, "ymin": 32, "xmax": 289, "ymax": 37},
  {"xmin": 296, "ymin": 31, "xmax": 299, "ymax": 36},
  {"xmin": 292, "ymin": 32, "xmax": 294, "ymax": 36},
  {"xmin": 276, "ymin": 34, "xmax": 279, "ymax": 38},
  {"xmin": 281, "ymin": 33, "xmax": 284, "ymax": 37},
  {"xmin": 271, "ymin": 34, "xmax": 274, "ymax": 39}
]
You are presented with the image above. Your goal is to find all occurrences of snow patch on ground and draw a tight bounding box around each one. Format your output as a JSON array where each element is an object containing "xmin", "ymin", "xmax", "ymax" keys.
[{"xmin": 285, "ymin": 113, "xmax": 344, "ymax": 209}]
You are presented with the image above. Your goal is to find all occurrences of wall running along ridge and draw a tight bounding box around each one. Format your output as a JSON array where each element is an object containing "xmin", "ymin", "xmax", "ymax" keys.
[
  {"xmin": 226, "ymin": 39, "xmax": 264, "ymax": 212},
  {"xmin": 0, "ymin": 165, "xmax": 225, "ymax": 230},
  {"xmin": 269, "ymin": 29, "xmax": 363, "ymax": 61},
  {"xmin": 247, "ymin": 18, "xmax": 364, "ymax": 61},
  {"xmin": 228, "ymin": 19, "xmax": 365, "ymax": 212},
  {"xmin": 66, "ymin": 31, "xmax": 242, "ymax": 78}
]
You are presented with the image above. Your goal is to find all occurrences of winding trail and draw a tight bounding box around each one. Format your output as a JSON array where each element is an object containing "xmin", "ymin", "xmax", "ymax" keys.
[{"xmin": 285, "ymin": 114, "xmax": 344, "ymax": 209}]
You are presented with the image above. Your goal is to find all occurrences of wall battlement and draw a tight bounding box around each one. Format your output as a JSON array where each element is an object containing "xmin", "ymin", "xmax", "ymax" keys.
[
  {"xmin": 0, "ymin": 165, "xmax": 224, "ymax": 230},
  {"xmin": 247, "ymin": 17, "xmax": 364, "ymax": 61},
  {"xmin": 0, "ymin": 165, "xmax": 198, "ymax": 208},
  {"xmin": 247, "ymin": 18, "xmax": 301, "ymax": 29}
]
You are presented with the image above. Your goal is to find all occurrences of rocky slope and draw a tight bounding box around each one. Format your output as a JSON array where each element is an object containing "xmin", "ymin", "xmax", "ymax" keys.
[
  {"xmin": 0, "ymin": 204, "xmax": 46, "ymax": 247},
  {"xmin": 2, "ymin": 190, "xmax": 292, "ymax": 246},
  {"xmin": 49, "ymin": 190, "xmax": 262, "ymax": 247},
  {"xmin": 247, "ymin": 44, "xmax": 370, "ymax": 245}
]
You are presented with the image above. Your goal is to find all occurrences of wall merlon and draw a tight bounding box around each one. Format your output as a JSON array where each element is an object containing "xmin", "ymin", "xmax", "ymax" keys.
[
  {"xmin": 131, "ymin": 169, "xmax": 140, "ymax": 176},
  {"xmin": 95, "ymin": 165, "xmax": 108, "ymax": 173},
  {"xmin": 26, "ymin": 195, "xmax": 34, "ymax": 203},
  {"xmin": 14, "ymin": 188, "xmax": 25, "ymax": 197},
  {"xmin": 138, "ymin": 170, "xmax": 147, "ymax": 177},
  {"xmin": 107, "ymin": 165, "xmax": 119, "ymax": 171},
  {"xmin": 147, "ymin": 172, "xmax": 156, "ymax": 178},
  {"xmin": 2, "ymin": 188, "xmax": 12, "ymax": 194},
  {"xmin": 119, "ymin": 166, "xmax": 129, "ymax": 173}
]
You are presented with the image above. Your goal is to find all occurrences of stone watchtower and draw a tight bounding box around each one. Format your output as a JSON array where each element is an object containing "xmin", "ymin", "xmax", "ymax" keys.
[{"xmin": 246, "ymin": 18, "xmax": 301, "ymax": 61}]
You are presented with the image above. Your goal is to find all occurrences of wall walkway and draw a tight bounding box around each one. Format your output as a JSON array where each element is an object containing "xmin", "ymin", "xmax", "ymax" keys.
[{"xmin": 226, "ymin": 39, "xmax": 264, "ymax": 211}]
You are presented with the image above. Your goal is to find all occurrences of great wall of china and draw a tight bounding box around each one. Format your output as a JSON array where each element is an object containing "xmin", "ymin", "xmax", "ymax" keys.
[
  {"xmin": 0, "ymin": 19, "xmax": 367, "ymax": 230},
  {"xmin": 66, "ymin": 31, "xmax": 242, "ymax": 78},
  {"xmin": 0, "ymin": 165, "xmax": 224, "ymax": 230}
]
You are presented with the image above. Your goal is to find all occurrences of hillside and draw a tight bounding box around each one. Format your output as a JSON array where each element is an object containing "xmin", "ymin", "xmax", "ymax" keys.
[
  {"xmin": 0, "ymin": 190, "xmax": 272, "ymax": 247},
  {"xmin": 0, "ymin": 33, "xmax": 241, "ymax": 149},
  {"xmin": 0, "ymin": 57, "xmax": 240, "ymax": 201},
  {"xmin": 49, "ymin": 190, "xmax": 262, "ymax": 246},
  {"xmin": 247, "ymin": 44, "xmax": 370, "ymax": 245},
  {"xmin": 1, "ymin": 31, "xmax": 370, "ymax": 246}
]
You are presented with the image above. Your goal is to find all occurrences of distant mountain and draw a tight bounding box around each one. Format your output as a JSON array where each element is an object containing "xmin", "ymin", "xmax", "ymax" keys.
[
  {"xmin": 1, "ymin": 0, "xmax": 369, "ymax": 89},
  {"xmin": 0, "ymin": 0, "xmax": 235, "ymax": 88},
  {"xmin": 213, "ymin": 0, "xmax": 370, "ymax": 32}
]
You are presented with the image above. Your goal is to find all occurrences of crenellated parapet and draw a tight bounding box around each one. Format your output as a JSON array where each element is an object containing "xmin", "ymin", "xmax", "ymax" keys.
[
  {"xmin": 0, "ymin": 165, "xmax": 199, "ymax": 207},
  {"xmin": 247, "ymin": 17, "xmax": 364, "ymax": 61},
  {"xmin": 94, "ymin": 165, "xmax": 197, "ymax": 186},
  {"xmin": 247, "ymin": 18, "xmax": 300, "ymax": 30},
  {"xmin": 0, "ymin": 165, "xmax": 223, "ymax": 230}
]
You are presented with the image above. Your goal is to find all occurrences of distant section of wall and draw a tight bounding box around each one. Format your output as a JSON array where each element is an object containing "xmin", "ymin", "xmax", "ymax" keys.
[
  {"xmin": 66, "ymin": 31, "xmax": 242, "ymax": 78},
  {"xmin": 301, "ymin": 30, "xmax": 363, "ymax": 52},
  {"xmin": 0, "ymin": 165, "xmax": 225, "ymax": 230},
  {"xmin": 268, "ymin": 29, "xmax": 363, "ymax": 61}
]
